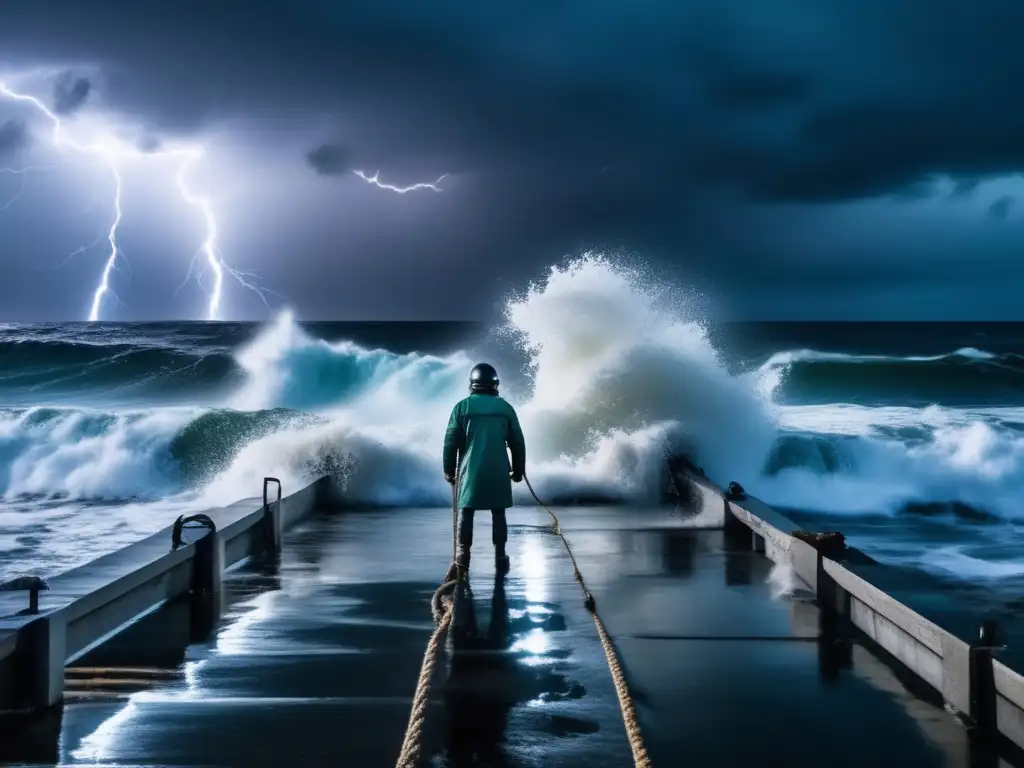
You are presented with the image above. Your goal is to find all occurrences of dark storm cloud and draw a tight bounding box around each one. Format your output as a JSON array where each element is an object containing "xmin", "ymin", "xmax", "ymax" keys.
[
  {"xmin": 701, "ymin": 71, "xmax": 814, "ymax": 111},
  {"xmin": 305, "ymin": 144, "xmax": 351, "ymax": 177},
  {"xmin": 52, "ymin": 73, "xmax": 90, "ymax": 115},
  {"xmin": 989, "ymin": 196, "xmax": 1014, "ymax": 221},
  {"xmin": 950, "ymin": 178, "xmax": 980, "ymax": 199},
  {"xmin": 2, "ymin": 1, "xmax": 1024, "ymax": 319},
  {"xmin": 0, "ymin": 119, "xmax": 28, "ymax": 154},
  {"xmin": 9, "ymin": 0, "xmax": 1024, "ymax": 203}
]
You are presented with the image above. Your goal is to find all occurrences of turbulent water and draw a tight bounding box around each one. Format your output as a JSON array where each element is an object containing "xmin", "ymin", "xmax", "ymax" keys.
[{"xmin": 2, "ymin": 256, "xmax": 1024, "ymax": 597}]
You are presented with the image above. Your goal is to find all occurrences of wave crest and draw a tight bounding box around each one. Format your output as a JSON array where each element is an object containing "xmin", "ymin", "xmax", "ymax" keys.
[
  {"xmin": 7, "ymin": 257, "xmax": 1024, "ymax": 558},
  {"xmin": 0, "ymin": 338, "xmax": 237, "ymax": 403},
  {"xmin": 760, "ymin": 345, "xmax": 1023, "ymax": 406},
  {"xmin": 0, "ymin": 406, "xmax": 317, "ymax": 501}
]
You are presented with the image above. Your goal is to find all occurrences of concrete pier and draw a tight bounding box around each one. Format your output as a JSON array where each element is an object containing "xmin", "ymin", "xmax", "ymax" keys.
[
  {"xmin": 1, "ymin": 502, "xmax": 1010, "ymax": 767},
  {"xmin": 0, "ymin": 477, "xmax": 325, "ymax": 715}
]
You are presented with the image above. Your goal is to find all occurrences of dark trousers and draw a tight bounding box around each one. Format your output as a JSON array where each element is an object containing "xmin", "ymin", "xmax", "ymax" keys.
[{"xmin": 457, "ymin": 508, "xmax": 508, "ymax": 559}]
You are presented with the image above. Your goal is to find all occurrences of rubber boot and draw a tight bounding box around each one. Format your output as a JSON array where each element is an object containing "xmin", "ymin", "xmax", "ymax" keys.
[{"xmin": 495, "ymin": 546, "xmax": 510, "ymax": 575}]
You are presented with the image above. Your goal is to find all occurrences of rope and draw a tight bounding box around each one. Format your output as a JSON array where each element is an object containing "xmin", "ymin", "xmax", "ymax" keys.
[
  {"xmin": 523, "ymin": 475, "xmax": 653, "ymax": 768},
  {"xmin": 395, "ymin": 472, "xmax": 462, "ymax": 768},
  {"xmin": 396, "ymin": 470, "xmax": 652, "ymax": 767}
]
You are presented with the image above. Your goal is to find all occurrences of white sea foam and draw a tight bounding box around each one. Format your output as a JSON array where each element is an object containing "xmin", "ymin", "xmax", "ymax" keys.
[{"xmin": 4, "ymin": 254, "xmax": 1024, "ymax": 582}]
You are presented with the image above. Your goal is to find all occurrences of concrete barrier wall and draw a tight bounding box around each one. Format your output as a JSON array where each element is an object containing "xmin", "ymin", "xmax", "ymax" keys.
[
  {"xmin": 681, "ymin": 476, "xmax": 729, "ymax": 528},
  {"xmin": 678, "ymin": 470, "xmax": 1021, "ymax": 751},
  {"xmin": 685, "ymin": 474, "xmax": 802, "ymax": 570},
  {"xmin": 727, "ymin": 495, "xmax": 797, "ymax": 566},
  {"xmin": 279, "ymin": 478, "xmax": 323, "ymax": 529},
  {"xmin": 820, "ymin": 558, "xmax": 971, "ymax": 715},
  {"xmin": 0, "ymin": 475, "xmax": 329, "ymax": 713},
  {"xmin": 994, "ymin": 662, "xmax": 1024, "ymax": 750},
  {"xmin": 64, "ymin": 555, "xmax": 195, "ymax": 664}
]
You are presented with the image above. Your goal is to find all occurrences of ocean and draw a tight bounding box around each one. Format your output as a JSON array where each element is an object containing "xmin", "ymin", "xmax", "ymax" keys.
[{"xmin": 2, "ymin": 258, "xmax": 1022, "ymax": 614}]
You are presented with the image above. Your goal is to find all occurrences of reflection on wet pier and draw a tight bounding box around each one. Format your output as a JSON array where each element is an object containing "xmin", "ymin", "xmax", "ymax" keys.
[{"xmin": 0, "ymin": 506, "xmax": 1010, "ymax": 767}]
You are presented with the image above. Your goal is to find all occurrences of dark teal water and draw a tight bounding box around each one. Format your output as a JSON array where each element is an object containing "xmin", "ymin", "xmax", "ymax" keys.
[
  {"xmin": 3, "ymin": 321, "xmax": 1022, "ymax": 407},
  {"xmin": 2, "ymin": 319, "xmax": 1024, "ymax": 598}
]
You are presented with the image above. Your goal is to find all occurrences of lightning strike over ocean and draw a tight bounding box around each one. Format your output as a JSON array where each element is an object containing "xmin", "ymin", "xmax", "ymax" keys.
[
  {"xmin": 0, "ymin": 82, "xmax": 127, "ymax": 319},
  {"xmin": 353, "ymin": 169, "xmax": 447, "ymax": 193},
  {"xmin": 174, "ymin": 153, "xmax": 274, "ymax": 320},
  {"xmin": 0, "ymin": 80, "xmax": 270, "ymax": 320}
]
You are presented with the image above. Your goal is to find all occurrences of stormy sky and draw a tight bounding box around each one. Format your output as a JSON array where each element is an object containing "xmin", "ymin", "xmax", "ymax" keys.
[{"xmin": 1, "ymin": 1, "xmax": 1023, "ymax": 321}]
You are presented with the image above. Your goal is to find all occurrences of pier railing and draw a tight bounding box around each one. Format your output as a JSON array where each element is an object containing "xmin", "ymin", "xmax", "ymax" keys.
[
  {"xmin": 0, "ymin": 475, "xmax": 331, "ymax": 714},
  {"xmin": 667, "ymin": 465, "xmax": 1024, "ymax": 755},
  {"xmin": 5, "ymin": 461, "xmax": 1024, "ymax": 758}
]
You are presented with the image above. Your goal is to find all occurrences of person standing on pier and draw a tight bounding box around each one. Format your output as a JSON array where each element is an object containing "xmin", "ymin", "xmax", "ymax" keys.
[{"xmin": 443, "ymin": 363, "xmax": 527, "ymax": 574}]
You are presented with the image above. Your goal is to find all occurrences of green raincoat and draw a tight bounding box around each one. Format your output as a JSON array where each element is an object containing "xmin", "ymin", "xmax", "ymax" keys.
[{"xmin": 443, "ymin": 392, "xmax": 526, "ymax": 509}]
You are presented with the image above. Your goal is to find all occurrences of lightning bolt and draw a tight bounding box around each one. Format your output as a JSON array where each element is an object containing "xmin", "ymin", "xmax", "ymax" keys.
[
  {"xmin": 0, "ymin": 81, "xmax": 273, "ymax": 321},
  {"xmin": 173, "ymin": 153, "xmax": 274, "ymax": 320},
  {"xmin": 353, "ymin": 169, "xmax": 447, "ymax": 194},
  {"xmin": 0, "ymin": 82, "xmax": 127, "ymax": 319},
  {"xmin": 173, "ymin": 154, "xmax": 222, "ymax": 321},
  {"xmin": 89, "ymin": 166, "xmax": 124, "ymax": 321}
]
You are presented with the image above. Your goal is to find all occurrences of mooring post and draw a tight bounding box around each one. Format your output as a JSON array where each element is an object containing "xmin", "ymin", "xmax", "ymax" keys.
[
  {"xmin": 0, "ymin": 576, "xmax": 49, "ymax": 616},
  {"xmin": 170, "ymin": 514, "xmax": 223, "ymax": 596},
  {"xmin": 191, "ymin": 526, "xmax": 224, "ymax": 596},
  {"xmin": 969, "ymin": 619, "xmax": 1004, "ymax": 736},
  {"xmin": 167, "ymin": 515, "xmax": 224, "ymax": 643},
  {"xmin": 262, "ymin": 477, "xmax": 283, "ymax": 554},
  {"xmin": 190, "ymin": 528, "xmax": 224, "ymax": 643},
  {"xmin": 722, "ymin": 500, "xmax": 751, "ymax": 548},
  {"xmin": 722, "ymin": 481, "xmax": 755, "ymax": 548}
]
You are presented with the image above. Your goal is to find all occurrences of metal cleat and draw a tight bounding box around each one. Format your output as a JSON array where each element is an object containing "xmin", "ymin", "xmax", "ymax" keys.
[{"xmin": 0, "ymin": 575, "xmax": 50, "ymax": 615}]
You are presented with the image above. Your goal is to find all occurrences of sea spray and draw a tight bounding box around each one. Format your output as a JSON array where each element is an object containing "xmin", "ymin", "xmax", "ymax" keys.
[
  {"xmin": 7, "ymin": 257, "xmax": 1024, "ymax": 586},
  {"xmin": 757, "ymin": 417, "xmax": 1024, "ymax": 521},
  {"xmin": 0, "ymin": 406, "xmax": 190, "ymax": 499},
  {"xmin": 198, "ymin": 255, "xmax": 780, "ymax": 506},
  {"xmin": 5, "ymin": 258, "xmax": 1024, "ymax": 525},
  {"xmin": 506, "ymin": 255, "xmax": 777, "ymax": 493}
]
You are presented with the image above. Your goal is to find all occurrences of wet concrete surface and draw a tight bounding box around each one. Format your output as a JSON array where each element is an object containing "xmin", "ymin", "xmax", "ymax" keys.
[
  {"xmin": 0, "ymin": 498, "xmax": 264, "ymax": 622},
  {"xmin": 0, "ymin": 505, "xmax": 1015, "ymax": 767}
]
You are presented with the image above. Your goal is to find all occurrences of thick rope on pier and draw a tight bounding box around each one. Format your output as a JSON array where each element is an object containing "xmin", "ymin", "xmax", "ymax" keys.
[
  {"xmin": 524, "ymin": 475, "xmax": 653, "ymax": 768},
  {"xmin": 397, "ymin": 472, "xmax": 652, "ymax": 768},
  {"xmin": 394, "ymin": 477, "xmax": 462, "ymax": 768},
  {"xmin": 394, "ymin": 583, "xmax": 454, "ymax": 768}
]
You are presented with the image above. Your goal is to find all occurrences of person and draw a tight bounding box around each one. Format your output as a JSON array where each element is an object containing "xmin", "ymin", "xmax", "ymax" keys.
[{"xmin": 443, "ymin": 363, "xmax": 526, "ymax": 574}]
